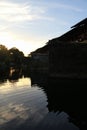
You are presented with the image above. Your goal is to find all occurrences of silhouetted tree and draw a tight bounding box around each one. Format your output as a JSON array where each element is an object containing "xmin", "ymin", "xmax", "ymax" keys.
[
  {"xmin": 0, "ymin": 44, "xmax": 9, "ymax": 62},
  {"xmin": 9, "ymin": 47, "xmax": 24, "ymax": 68},
  {"xmin": 0, "ymin": 44, "xmax": 32, "ymax": 78},
  {"xmin": 0, "ymin": 44, "xmax": 10, "ymax": 77}
]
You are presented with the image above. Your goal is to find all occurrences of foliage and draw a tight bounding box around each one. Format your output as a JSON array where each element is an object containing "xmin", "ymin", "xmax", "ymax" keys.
[
  {"xmin": 0, "ymin": 45, "xmax": 9, "ymax": 63},
  {"xmin": 9, "ymin": 47, "xmax": 24, "ymax": 67},
  {"xmin": 0, "ymin": 44, "xmax": 30, "ymax": 77}
]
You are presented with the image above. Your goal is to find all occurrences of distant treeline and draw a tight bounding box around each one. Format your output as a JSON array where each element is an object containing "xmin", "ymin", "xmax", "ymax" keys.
[{"xmin": 0, "ymin": 44, "xmax": 31, "ymax": 78}]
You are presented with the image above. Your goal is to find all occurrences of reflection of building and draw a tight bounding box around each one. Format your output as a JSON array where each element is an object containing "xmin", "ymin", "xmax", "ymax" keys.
[
  {"xmin": 31, "ymin": 75, "xmax": 87, "ymax": 130},
  {"xmin": 45, "ymin": 79, "xmax": 87, "ymax": 130}
]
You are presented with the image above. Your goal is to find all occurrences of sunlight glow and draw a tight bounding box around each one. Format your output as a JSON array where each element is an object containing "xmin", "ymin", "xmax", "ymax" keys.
[
  {"xmin": 0, "ymin": 31, "xmax": 46, "ymax": 56},
  {"xmin": 0, "ymin": 1, "xmax": 47, "ymax": 55},
  {"xmin": 0, "ymin": 0, "xmax": 86, "ymax": 56}
]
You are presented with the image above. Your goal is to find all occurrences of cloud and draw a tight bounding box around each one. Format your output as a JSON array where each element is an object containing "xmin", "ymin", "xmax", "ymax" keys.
[
  {"xmin": 0, "ymin": 2, "xmax": 33, "ymax": 22},
  {"xmin": 0, "ymin": 1, "xmax": 46, "ymax": 22},
  {"xmin": 0, "ymin": 103, "xmax": 29, "ymax": 125},
  {"xmin": 43, "ymin": 1, "xmax": 83, "ymax": 12},
  {"xmin": 54, "ymin": 3, "xmax": 83, "ymax": 12},
  {"xmin": 0, "ymin": 1, "xmax": 84, "ymax": 24}
]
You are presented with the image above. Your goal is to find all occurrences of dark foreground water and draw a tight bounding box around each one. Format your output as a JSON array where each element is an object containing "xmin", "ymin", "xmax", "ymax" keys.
[{"xmin": 0, "ymin": 76, "xmax": 87, "ymax": 130}]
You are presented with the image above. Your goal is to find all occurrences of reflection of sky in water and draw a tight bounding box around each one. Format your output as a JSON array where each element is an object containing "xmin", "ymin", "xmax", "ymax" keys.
[
  {"xmin": 0, "ymin": 78, "xmax": 48, "ymax": 128},
  {"xmin": 0, "ymin": 77, "xmax": 31, "ymax": 94},
  {"xmin": 0, "ymin": 77, "xmax": 79, "ymax": 130},
  {"xmin": 0, "ymin": 103, "xmax": 29, "ymax": 125}
]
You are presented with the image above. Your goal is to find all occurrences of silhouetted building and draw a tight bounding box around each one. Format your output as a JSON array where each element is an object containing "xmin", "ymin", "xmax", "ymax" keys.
[
  {"xmin": 53, "ymin": 18, "xmax": 87, "ymax": 42},
  {"xmin": 48, "ymin": 18, "xmax": 87, "ymax": 78},
  {"xmin": 29, "ymin": 46, "xmax": 49, "ymax": 74}
]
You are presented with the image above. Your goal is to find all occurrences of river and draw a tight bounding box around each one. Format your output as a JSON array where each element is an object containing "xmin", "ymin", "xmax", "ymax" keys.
[{"xmin": 0, "ymin": 76, "xmax": 87, "ymax": 130}]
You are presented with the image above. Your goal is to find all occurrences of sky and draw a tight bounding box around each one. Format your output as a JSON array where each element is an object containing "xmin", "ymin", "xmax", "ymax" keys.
[{"xmin": 0, "ymin": 0, "xmax": 87, "ymax": 56}]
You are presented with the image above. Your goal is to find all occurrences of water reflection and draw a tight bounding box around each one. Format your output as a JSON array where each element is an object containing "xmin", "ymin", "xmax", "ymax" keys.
[
  {"xmin": 0, "ymin": 73, "xmax": 87, "ymax": 130},
  {"xmin": 0, "ymin": 77, "xmax": 31, "ymax": 94},
  {"xmin": 0, "ymin": 81, "xmax": 48, "ymax": 130},
  {"xmin": 31, "ymin": 75, "xmax": 87, "ymax": 130},
  {"xmin": 0, "ymin": 67, "xmax": 26, "ymax": 82}
]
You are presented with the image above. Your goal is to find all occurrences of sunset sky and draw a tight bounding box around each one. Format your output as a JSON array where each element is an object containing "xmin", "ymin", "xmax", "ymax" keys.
[{"xmin": 0, "ymin": 0, "xmax": 87, "ymax": 56}]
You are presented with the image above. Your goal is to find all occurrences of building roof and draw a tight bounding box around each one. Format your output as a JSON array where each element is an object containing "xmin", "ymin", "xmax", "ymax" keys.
[
  {"xmin": 52, "ymin": 18, "xmax": 87, "ymax": 42},
  {"xmin": 71, "ymin": 18, "xmax": 87, "ymax": 28}
]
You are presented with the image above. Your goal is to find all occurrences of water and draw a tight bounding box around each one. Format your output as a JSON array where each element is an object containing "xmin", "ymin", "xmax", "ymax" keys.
[{"xmin": 0, "ymin": 76, "xmax": 87, "ymax": 130}]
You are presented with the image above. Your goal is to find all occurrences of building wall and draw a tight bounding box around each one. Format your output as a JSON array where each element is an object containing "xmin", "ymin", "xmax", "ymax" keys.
[
  {"xmin": 49, "ymin": 41, "xmax": 87, "ymax": 78},
  {"xmin": 29, "ymin": 53, "xmax": 49, "ymax": 74}
]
